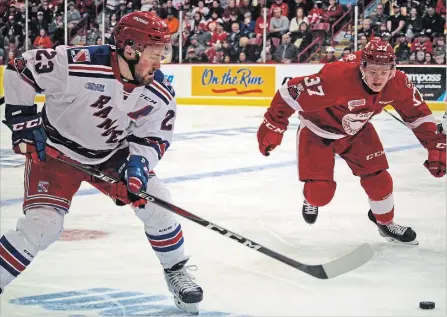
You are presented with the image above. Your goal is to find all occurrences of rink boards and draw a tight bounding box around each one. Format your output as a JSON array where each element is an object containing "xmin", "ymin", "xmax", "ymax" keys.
[{"xmin": 1, "ymin": 64, "xmax": 446, "ymax": 110}]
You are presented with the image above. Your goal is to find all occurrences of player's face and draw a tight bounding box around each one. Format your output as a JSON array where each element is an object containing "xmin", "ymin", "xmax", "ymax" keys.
[
  {"xmin": 362, "ymin": 64, "xmax": 394, "ymax": 92},
  {"xmin": 134, "ymin": 44, "xmax": 170, "ymax": 85}
]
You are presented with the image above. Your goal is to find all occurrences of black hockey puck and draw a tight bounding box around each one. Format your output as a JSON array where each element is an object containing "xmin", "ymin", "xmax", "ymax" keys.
[{"xmin": 419, "ymin": 301, "xmax": 435, "ymax": 309}]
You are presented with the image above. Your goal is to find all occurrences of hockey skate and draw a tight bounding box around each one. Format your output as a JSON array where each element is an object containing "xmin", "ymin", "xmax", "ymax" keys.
[
  {"xmin": 164, "ymin": 260, "xmax": 203, "ymax": 315},
  {"xmin": 302, "ymin": 199, "xmax": 318, "ymax": 224},
  {"xmin": 368, "ymin": 210, "xmax": 418, "ymax": 245}
]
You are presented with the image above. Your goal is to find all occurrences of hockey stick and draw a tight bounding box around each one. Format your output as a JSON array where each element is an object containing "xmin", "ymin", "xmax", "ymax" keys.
[
  {"xmin": 55, "ymin": 156, "xmax": 374, "ymax": 279},
  {"xmin": 383, "ymin": 108, "xmax": 406, "ymax": 126}
]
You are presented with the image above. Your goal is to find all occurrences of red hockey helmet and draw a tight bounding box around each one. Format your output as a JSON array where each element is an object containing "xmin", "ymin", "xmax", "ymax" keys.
[
  {"xmin": 361, "ymin": 39, "xmax": 396, "ymax": 68},
  {"xmin": 114, "ymin": 11, "xmax": 172, "ymax": 62}
]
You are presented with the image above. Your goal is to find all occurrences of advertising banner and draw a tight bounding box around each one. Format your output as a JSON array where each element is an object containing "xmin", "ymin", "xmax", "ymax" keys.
[
  {"xmin": 397, "ymin": 65, "xmax": 446, "ymax": 102},
  {"xmin": 191, "ymin": 65, "xmax": 275, "ymax": 97}
]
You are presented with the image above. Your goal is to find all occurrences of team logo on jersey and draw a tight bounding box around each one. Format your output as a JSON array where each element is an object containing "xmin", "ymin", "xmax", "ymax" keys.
[
  {"xmin": 71, "ymin": 49, "xmax": 91, "ymax": 63},
  {"xmin": 85, "ymin": 82, "xmax": 106, "ymax": 92},
  {"xmin": 287, "ymin": 84, "xmax": 304, "ymax": 100},
  {"xmin": 341, "ymin": 112, "xmax": 374, "ymax": 135},
  {"xmin": 14, "ymin": 57, "xmax": 27, "ymax": 74},
  {"xmin": 127, "ymin": 105, "xmax": 154, "ymax": 120},
  {"xmin": 37, "ymin": 181, "xmax": 49, "ymax": 193},
  {"xmin": 347, "ymin": 99, "xmax": 366, "ymax": 111}
]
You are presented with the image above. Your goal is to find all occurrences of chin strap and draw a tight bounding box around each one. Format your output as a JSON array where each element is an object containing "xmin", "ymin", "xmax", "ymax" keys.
[{"xmin": 117, "ymin": 47, "xmax": 140, "ymax": 82}]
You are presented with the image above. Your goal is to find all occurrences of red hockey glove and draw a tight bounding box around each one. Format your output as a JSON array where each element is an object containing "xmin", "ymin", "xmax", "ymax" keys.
[
  {"xmin": 424, "ymin": 136, "xmax": 446, "ymax": 178},
  {"xmin": 257, "ymin": 111, "xmax": 287, "ymax": 156}
]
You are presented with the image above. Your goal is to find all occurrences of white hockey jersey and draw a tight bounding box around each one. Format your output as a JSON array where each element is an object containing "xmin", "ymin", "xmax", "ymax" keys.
[{"xmin": 4, "ymin": 45, "xmax": 176, "ymax": 169}]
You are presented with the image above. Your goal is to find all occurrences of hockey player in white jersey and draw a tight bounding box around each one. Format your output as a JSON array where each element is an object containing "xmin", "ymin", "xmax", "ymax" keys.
[{"xmin": 0, "ymin": 11, "xmax": 203, "ymax": 314}]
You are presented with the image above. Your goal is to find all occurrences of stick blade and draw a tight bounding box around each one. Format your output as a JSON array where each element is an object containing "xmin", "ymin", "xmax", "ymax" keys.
[{"xmin": 322, "ymin": 243, "xmax": 374, "ymax": 279}]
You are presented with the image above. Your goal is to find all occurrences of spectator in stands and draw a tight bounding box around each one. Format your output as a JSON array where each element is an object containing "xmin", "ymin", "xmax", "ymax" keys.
[
  {"xmin": 211, "ymin": 21, "xmax": 228, "ymax": 44},
  {"xmin": 252, "ymin": 0, "xmax": 267, "ymax": 20},
  {"xmin": 387, "ymin": 2, "xmax": 406, "ymax": 42},
  {"xmin": 371, "ymin": 3, "xmax": 388, "ymax": 33},
  {"xmin": 7, "ymin": 50, "xmax": 16, "ymax": 64},
  {"xmin": 33, "ymin": 28, "xmax": 53, "ymax": 48},
  {"xmin": 424, "ymin": 52, "xmax": 434, "ymax": 64},
  {"xmin": 31, "ymin": 11, "xmax": 48, "ymax": 39},
  {"xmin": 411, "ymin": 31, "xmax": 433, "ymax": 52},
  {"xmin": 406, "ymin": 7, "xmax": 424, "ymax": 36},
  {"xmin": 86, "ymin": 23, "xmax": 100, "ymax": 45},
  {"xmin": 223, "ymin": 0, "xmax": 239, "ymax": 20},
  {"xmin": 294, "ymin": 21, "xmax": 313, "ymax": 51},
  {"xmin": 209, "ymin": 0, "xmax": 223, "ymax": 17},
  {"xmin": 237, "ymin": 51, "xmax": 247, "ymax": 63},
  {"xmin": 408, "ymin": 51, "xmax": 417, "ymax": 63},
  {"xmin": 255, "ymin": 7, "xmax": 270, "ymax": 38},
  {"xmin": 67, "ymin": 2, "xmax": 81, "ymax": 23},
  {"xmin": 240, "ymin": 12, "xmax": 256, "ymax": 37},
  {"xmin": 308, "ymin": 0, "xmax": 325, "ymax": 25},
  {"xmin": 269, "ymin": 0, "xmax": 289, "ymax": 18},
  {"xmin": 164, "ymin": 9, "xmax": 179, "ymax": 34},
  {"xmin": 289, "ymin": 7, "xmax": 309, "ymax": 41},
  {"xmin": 184, "ymin": 47, "xmax": 201, "ymax": 62},
  {"xmin": 116, "ymin": 0, "xmax": 134, "ymax": 20},
  {"xmin": 273, "ymin": 33, "xmax": 298, "ymax": 63},
  {"xmin": 237, "ymin": 36, "xmax": 261, "ymax": 61},
  {"xmin": 436, "ymin": 0, "xmax": 446, "ymax": 17},
  {"xmin": 434, "ymin": 53, "xmax": 445, "ymax": 64},
  {"xmin": 187, "ymin": 35, "xmax": 206, "ymax": 57},
  {"xmin": 258, "ymin": 37, "xmax": 276, "ymax": 62},
  {"xmin": 358, "ymin": 34, "xmax": 368, "ymax": 49},
  {"xmin": 194, "ymin": 1, "xmax": 209, "ymax": 19},
  {"xmin": 433, "ymin": 37, "xmax": 445, "ymax": 57},
  {"xmin": 223, "ymin": 54, "xmax": 231, "ymax": 63},
  {"xmin": 319, "ymin": 46, "xmax": 337, "ymax": 63},
  {"xmin": 394, "ymin": 32, "xmax": 411, "ymax": 61},
  {"xmin": 140, "ymin": 0, "xmax": 154, "ymax": 12},
  {"xmin": 288, "ymin": 0, "xmax": 307, "ymax": 20},
  {"xmin": 3, "ymin": 26, "xmax": 20, "ymax": 51},
  {"xmin": 341, "ymin": 46, "xmax": 351, "ymax": 59},
  {"xmin": 269, "ymin": 7, "xmax": 289, "ymax": 38},
  {"xmin": 422, "ymin": 5, "xmax": 445, "ymax": 36},
  {"xmin": 189, "ymin": 12, "xmax": 206, "ymax": 33},
  {"xmin": 324, "ymin": 0, "xmax": 343, "ymax": 24},
  {"xmin": 415, "ymin": 49, "xmax": 425, "ymax": 63},
  {"xmin": 380, "ymin": 31, "xmax": 392, "ymax": 43},
  {"xmin": 96, "ymin": 36, "xmax": 103, "ymax": 45},
  {"xmin": 359, "ymin": 18, "xmax": 374, "ymax": 39},
  {"xmin": 240, "ymin": 0, "xmax": 255, "ymax": 19}
]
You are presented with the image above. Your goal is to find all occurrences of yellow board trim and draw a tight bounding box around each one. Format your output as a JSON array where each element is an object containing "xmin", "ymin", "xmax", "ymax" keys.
[{"xmin": 34, "ymin": 95, "xmax": 445, "ymax": 110}]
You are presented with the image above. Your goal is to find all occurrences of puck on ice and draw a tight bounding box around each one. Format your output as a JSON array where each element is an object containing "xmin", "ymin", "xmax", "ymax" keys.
[{"xmin": 419, "ymin": 301, "xmax": 435, "ymax": 309}]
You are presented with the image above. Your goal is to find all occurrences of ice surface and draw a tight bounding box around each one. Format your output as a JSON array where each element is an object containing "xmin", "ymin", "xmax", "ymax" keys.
[{"xmin": 0, "ymin": 105, "xmax": 445, "ymax": 316}]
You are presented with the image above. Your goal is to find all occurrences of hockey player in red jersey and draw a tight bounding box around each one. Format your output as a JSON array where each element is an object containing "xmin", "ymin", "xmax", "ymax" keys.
[{"xmin": 257, "ymin": 39, "xmax": 446, "ymax": 244}]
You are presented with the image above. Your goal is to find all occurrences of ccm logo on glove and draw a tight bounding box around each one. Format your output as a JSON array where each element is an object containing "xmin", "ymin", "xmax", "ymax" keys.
[{"xmin": 12, "ymin": 118, "xmax": 43, "ymax": 131}]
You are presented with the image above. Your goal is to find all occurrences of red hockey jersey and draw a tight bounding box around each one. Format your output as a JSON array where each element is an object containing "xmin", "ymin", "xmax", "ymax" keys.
[{"xmin": 270, "ymin": 61, "xmax": 437, "ymax": 145}]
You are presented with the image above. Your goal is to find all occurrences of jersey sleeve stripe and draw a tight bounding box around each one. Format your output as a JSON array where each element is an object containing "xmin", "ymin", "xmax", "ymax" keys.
[
  {"xmin": 147, "ymin": 85, "xmax": 170, "ymax": 105},
  {"xmin": 152, "ymin": 81, "xmax": 173, "ymax": 102},
  {"xmin": 404, "ymin": 114, "xmax": 436, "ymax": 129}
]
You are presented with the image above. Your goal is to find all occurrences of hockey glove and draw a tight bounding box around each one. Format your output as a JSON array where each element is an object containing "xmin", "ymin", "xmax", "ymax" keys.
[
  {"xmin": 424, "ymin": 135, "xmax": 446, "ymax": 178},
  {"xmin": 114, "ymin": 155, "xmax": 150, "ymax": 208},
  {"xmin": 3, "ymin": 104, "xmax": 47, "ymax": 162},
  {"xmin": 257, "ymin": 110, "xmax": 287, "ymax": 156}
]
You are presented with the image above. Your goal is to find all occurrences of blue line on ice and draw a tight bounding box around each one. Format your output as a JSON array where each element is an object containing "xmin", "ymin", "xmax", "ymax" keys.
[{"xmin": 0, "ymin": 144, "xmax": 421, "ymax": 207}]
